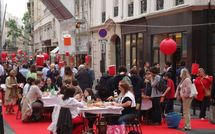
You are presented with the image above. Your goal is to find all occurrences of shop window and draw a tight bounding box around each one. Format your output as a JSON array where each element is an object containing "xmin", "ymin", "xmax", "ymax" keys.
[
  {"xmin": 125, "ymin": 35, "xmax": 131, "ymax": 69},
  {"xmin": 141, "ymin": 0, "xmax": 147, "ymax": 13},
  {"xmin": 176, "ymin": 0, "xmax": 184, "ymax": 5},
  {"xmin": 156, "ymin": 0, "xmax": 164, "ymax": 10},
  {"xmin": 128, "ymin": 0, "xmax": 134, "ymax": 17},
  {"xmin": 138, "ymin": 33, "xmax": 144, "ymax": 67},
  {"xmin": 131, "ymin": 34, "xmax": 137, "ymax": 67}
]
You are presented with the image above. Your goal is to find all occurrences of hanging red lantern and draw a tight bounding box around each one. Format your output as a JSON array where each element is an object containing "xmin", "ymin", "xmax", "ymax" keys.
[
  {"xmin": 11, "ymin": 53, "xmax": 16, "ymax": 58},
  {"xmin": 36, "ymin": 55, "xmax": 44, "ymax": 67},
  {"xmin": 43, "ymin": 53, "xmax": 49, "ymax": 60},
  {"xmin": 12, "ymin": 57, "xmax": 17, "ymax": 62},
  {"xmin": 17, "ymin": 50, "xmax": 23, "ymax": 55},
  {"xmin": 85, "ymin": 55, "xmax": 91, "ymax": 64},
  {"xmin": 160, "ymin": 38, "xmax": 177, "ymax": 55},
  {"xmin": 1, "ymin": 51, "xmax": 7, "ymax": 59},
  {"xmin": 191, "ymin": 63, "xmax": 199, "ymax": 75},
  {"xmin": 65, "ymin": 52, "xmax": 70, "ymax": 56}
]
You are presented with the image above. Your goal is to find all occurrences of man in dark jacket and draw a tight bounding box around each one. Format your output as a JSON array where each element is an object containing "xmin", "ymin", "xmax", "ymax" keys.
[{"xmin": 75, "ymin": 65, "xmax": 93, "ymax": 91}]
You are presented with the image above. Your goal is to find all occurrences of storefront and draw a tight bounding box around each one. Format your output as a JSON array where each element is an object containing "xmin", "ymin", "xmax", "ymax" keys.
[{"xmin": 121, "ymin": 17, "xmax": 147, "ymax": 70}]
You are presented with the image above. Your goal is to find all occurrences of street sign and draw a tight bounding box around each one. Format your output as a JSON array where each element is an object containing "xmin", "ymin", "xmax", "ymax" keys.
[{"xmin": 99, "ymin": 28, "xmax": 107, "ymax": 38}]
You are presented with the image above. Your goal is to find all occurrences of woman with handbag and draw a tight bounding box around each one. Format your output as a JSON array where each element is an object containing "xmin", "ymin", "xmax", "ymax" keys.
[
  {"xmin": 194, "ymin": 68, "xmax": 213, "ymax": 120},
  {"xmin": 177, "ymin": 68, "xmax": 193, "ymax": 130}
]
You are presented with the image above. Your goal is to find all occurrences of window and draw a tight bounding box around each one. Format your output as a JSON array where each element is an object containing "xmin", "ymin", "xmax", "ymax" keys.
[
  {"xmin": 102, "ymin": 12, "xmax": 106, "ymax": 23},
  {"xmin": 114, "ymin": 0, "xmax": 119, "ymax": 17},
  {"xmin": 141, "ymin": 0, "xmax": 147, "ymax": 13},
  {"xmin": 128, "ymin": 0, "xmax": 134, "ymax": 17},
  {"xmin": 101, "ymin": 0, "xmax": 106, "ymax": 22},
  {"xmin": 176, "ymin": 0, "xmax": 184, "ymax": 5},
  {"xmin": 156, "ymin": 0, "xmax": 164, "ymax": 10},
  {"xmin": 75, "ymin": 0, "xmax": 80, "ymax": 16},
  {"xmin": 125, "ymin": 35, "xmax": 131, "ymax": 69}
]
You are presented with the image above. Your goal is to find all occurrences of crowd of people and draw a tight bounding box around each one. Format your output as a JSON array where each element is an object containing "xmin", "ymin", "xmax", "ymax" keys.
[{"xmin": 0, "ymin": 60, "xmax": 215, "ymax": 133}]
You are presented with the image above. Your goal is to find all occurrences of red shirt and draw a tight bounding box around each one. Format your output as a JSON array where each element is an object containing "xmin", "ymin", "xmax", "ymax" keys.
[
  {"xmin": 166, "ymin": 79, "xmax": 175, "ymax": 99},
  {"xmin": 194, "ymin": 76, "xmax": 213, "ymax": 101}
]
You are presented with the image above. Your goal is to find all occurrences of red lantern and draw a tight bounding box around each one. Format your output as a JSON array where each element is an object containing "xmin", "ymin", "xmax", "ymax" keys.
[
  {"xmin": 18, "ymin": 50, "xmax": 23, "ymax": 55},
  {"xmin": 1, "ymin": 51, "xmax": 7, "ymax": 59},
  {"xmin": 160, "ymin": 38, "xmax": 177, "ymax": 55},
  {"xmin": 12, "ymin": 57, "xmax": 17, "ymax": 62},
  {"xmin": 85, "ymin": 55, "xmax": 91, "ymax": 64},
  {"xmin": 65, "ymin": 52, "xmax": 70, "ymax": 57},
  {"xmin": 43, "ymin": 53, "xmax": 49, "ymax": 60},
  {"xmin": 11, "ymin": 53, "xmax": 16, "ymax": 58},
  {"xmin": 36, "ymin": 55, "xmax": 44, "ymax": 67},
  {"xmin": 191, "ymin": 63, "xmax": 199, "ymax": 75},
  {"xmin": 108, "ymin": 65, "xmax": 116, "ymax": 76}
]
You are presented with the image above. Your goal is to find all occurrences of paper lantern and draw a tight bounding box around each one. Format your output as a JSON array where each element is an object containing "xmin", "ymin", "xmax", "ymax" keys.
[
  {"xmin": 17, "ymin": 50, "xmax": 23, "ymax": 55},
  {"xmin": 160, "ymin": 38, "xmax": 177, "ymax": 55},
  {"xmin": 85, "ymin": 55, "xmax": 91, "ymax": 64},
  {"xmin": 36, "ymin": 55, "xmax": 44, "ymax": 67},
  {"xmin": 12, "ymin": 57, "xmax": 17, "ymax": 62},
  {"xmin": 108, "ymin": 65, "xmax": 116, "ymax": 76},
  {"xmin": 43, "ymin": 53, "xmax": 49, "ymax": 60},
  {"xmin": 1, "ymin": 51, "xmax": 7, "ymax": 59},
  {"xmin": 191, "ymin": 63, "xmax": 199, "ymax": 75},
  {"xmin": 65, "ymin": 52, "xmax": 70, "ymax": 57},
  {"xmin": 11, "ymin": 53, "xmax": 16, "ymax": 58},
  {"xmin": 64, "ymin": 34, "xmax": 71, "ymax": 46}
]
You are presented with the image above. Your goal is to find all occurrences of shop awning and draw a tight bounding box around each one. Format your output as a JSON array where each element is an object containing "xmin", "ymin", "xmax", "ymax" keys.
[
  {"xmin": 50, "ymin": 47, "xmax": 59, "ymax": 54},
  {"xmin": 40, "ymin": 0, "xmax": 73, "ymax": 20}
]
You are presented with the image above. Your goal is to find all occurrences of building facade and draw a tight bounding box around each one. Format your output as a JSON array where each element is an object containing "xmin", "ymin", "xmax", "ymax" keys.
[{"xmin": 90, "ymin": 0, "xmax": 215, "ymax": 78}]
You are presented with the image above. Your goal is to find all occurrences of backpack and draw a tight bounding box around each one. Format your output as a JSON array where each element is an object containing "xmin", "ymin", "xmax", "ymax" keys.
[{"xmin": 155, "ymin": 77, "xmax": 167, "ymax": 93}]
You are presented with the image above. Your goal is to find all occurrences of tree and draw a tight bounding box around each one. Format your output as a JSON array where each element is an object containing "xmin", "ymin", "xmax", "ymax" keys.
[
  {"xmin": 6, "ymin": 19, "xmax": 22, "ymax": 48},
  {"xmin": 22, "ymin": 12, "xmax": 32, "ymax": 52}
]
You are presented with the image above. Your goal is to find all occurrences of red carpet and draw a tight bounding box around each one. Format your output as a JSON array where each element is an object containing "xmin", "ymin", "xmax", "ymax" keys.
[{"xmin": 3, "ymin": 106, "xmax": 215, "ymax": 134}]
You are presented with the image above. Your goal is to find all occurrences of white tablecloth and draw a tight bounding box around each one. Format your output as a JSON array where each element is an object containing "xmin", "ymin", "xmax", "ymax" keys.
[
  {"xmin": 42, "ymin": 96, "xmax": 58, "ymax": 107},
  {"xmin": 79, "ymin": 106, "xmax": 123, "ymax": 115}
]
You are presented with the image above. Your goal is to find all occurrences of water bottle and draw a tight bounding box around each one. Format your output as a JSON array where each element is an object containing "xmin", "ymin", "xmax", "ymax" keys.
[{"xmin": 51, "ymin": 88, "xmax": 55, "ymax": 96}]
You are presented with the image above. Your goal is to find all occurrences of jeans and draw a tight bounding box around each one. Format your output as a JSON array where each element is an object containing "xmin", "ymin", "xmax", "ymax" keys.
[
  {"xmin": 151, "ymin": 97, "xmax": 162, "ymax": 124},
  {"xmin": 182, "ymin": 98, "xmax": 193, "ymax": 129},
  {"xmin": 118, "ymin": 114, "xmax": 137, "ymax": 125},
  {"xmin": 165, "ymin": 98, "xmax": 174, "ymax": 114}
]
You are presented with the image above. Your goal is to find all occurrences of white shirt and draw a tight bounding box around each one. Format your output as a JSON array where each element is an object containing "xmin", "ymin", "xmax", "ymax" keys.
[
  {"xmin": 23, "ymin": 83, "xmax": 30, "ymax": 96},
  {"xmin": 42, "ymin": 67, "xmax": 49, "ymax": 80},
  {"xmin": 0, "ymin": 64, "xmax": 4, "ymax": 76},
  {"xmin": 48, "ymin": 97, "xmax": 84, "ymax": 134},
  {"xmin": 119, "ymin": 91, "xmax": 136, "ymax": 108}
]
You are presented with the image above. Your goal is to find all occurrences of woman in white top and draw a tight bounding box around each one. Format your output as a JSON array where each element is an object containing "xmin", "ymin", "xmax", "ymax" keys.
[
  {"xmin": 178, "ymin": 68, "xmax": 193, "ymax": 130},
  {"xmin": 21, "ymin": 79, "xmax": 43, "ymax": 122},
  {"xmin": 48, "ymin": 86, "xmax": 84, "ymax": 134},
  {"xmin": 112, "ymin": 80, "xmax": 136, "ymax": 124}
]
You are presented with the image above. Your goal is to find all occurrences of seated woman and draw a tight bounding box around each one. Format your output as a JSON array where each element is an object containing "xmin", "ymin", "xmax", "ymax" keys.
[
  {"xmin": 109, "ymin": 80, "xmax": 136, "ymax": 125},
  {"xmin": 21, "ymin": 79, "xmax": 43, "ymax": 122},
  {"xmin": 48, "ymin": 86, "xmax": 84, "ymax": 134},
  {"xmin": 41, "ymin": 77, "xmax": 58, "ymax": 92}
]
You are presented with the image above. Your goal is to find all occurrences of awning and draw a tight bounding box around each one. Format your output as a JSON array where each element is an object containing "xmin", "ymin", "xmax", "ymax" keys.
[
  {"xmin": 40, "ymin": 0, "xmax": 73, "ymax": 20},
  {"xmin": 50, "ymin": 47, "xmax": 59, "ymax": 55}
]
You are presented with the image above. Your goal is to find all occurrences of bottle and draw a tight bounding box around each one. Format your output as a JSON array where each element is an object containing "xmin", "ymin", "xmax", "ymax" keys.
[
  {"xmin": 113, "ymin": 90, "xmax": 118, "ymax": 102},
  {"xmin": 51, "ymin": 88, "xmax": 55, "ymax": 96}
]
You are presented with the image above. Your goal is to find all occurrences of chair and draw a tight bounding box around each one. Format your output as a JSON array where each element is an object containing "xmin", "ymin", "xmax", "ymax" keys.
[
  {"xmin": 120, "ymin": 114, "xmax": 142, "ymax": 134},
  {"xmin": 56, "ymin": 107, "xmax": 73, "ymax": 134}
]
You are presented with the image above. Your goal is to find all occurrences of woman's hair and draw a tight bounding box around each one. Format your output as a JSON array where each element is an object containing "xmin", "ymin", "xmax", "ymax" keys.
[
  {"xmin": 164, "ymin": 72, "xmax": 172, "ymax": 79},
  {"xmin": 72, "ymin": 79, "xmax": 79, "ymax": 86},
  {"xmin": 180, "ymin": 68, "xmax": 191, "ymax": 80},
  {"xmin": 118, "ymin": 66, "xmax": 127, "ymax": 73},
  {"xmin": 30, "ymin": 65, "xmax": 37, "ymax": 73},
  {"xmin": 27, "ymin": 77, "xmax": 35, "ymax": 85},
  {"xmin": 119, "ymin": 80, "xmax": 130, "ymax": 93},
  {"xmin": 64, "ymin": 66, "xmax": 73, "ymax": 76},
  {"xmin": 84, "ymin": 88, "xmax": 94, "ymax": 96},
  {"xmin": 9, "ymin": 69, "xmax": 16, "ymax": 76},
  {"xmin": 63, "ymin": 86, "xmax": 76, "ymax": 100}
]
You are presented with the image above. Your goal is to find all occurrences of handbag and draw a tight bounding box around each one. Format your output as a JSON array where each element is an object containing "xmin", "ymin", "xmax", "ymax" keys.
[
  {"xmin": 200, "ymin": 80, "xmax": 211, "ymax": 97},
  {"xmin": 189, "ymin": 84, "xmax": 198, "ymax": 98}
]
